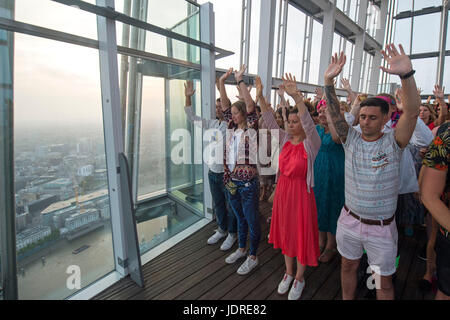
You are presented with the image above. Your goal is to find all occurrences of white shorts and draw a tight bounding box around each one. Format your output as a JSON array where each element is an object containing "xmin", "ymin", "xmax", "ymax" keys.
[{"xmin": 336, "ymin": 207, "xmax": 398, "ymax": 276}]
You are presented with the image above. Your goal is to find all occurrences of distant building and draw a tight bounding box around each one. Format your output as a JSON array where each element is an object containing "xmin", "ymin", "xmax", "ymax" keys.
[
  {"xmin": 41, "ymin": 189, "xmax": 109, "ymax": 227},
  {"xmin": 77, "ymin": 165, "xmax": 94, "ymax": 177},
  {"xmin": 64, "ymin": 209, "xmax": 100, "ymax": 232},
  {"xmin": 16, "ymin": 212, "xmax": 28, "ymax": 232},
  {"xmin": 40, "ymin": 178, "xmax": 73, "ymax": 200},
  {"xmin": 26, "ymin": 194, "xmax": 58, "ymax": 217},
  {"xmin": 16, "ymin": 225, "xmax": 51, "ymax": 251}
]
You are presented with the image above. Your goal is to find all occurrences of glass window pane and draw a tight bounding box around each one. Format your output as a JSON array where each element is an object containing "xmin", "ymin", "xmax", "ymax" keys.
[
  {"xmin": 137, "ymin": 77, "xmax": 166, "ymax": 198},
  {"xmin": 442, "ymin": 56, "xmax": 450, "ymax": 95},
  {"xmin": 116, "ymin": 11, "xmax": 200, "ymax": 65},
  {"xmin": 336, "ymin": 0, "xmax": 345, "ymax": 11},
  {"xmin": 272, "ymin": 0, "xmax": 281, "ymax": 78},
  {"xmin": 309, "ymin": 20, "xmax": 323, "ymax": 84},
  {"xmin": 248, "ymin": 0, "xmax": 260, "ymax": 74},
  {"xmin": 446, "ymin": 10, "xmax": 450, "ymax": 51},
  {"xmin": 15, "ymin": 0, "xmax": 98, "ymax": 40},
  {"xmin": 13, "ymin": 34, "xmax": 115, "ymax": 300},
  {"xmin": 284, "ymin": 4, "xmax": 306, "ymax": 80},
  {"xmin": 414, "ymin": 0, "xmax": 442, "ymax": 11},
  {"xmin": 198, "ymin": 0, "xmax": 241, "ymax": 69},
  {"xmin": 394, "ymin": 18, "xmax": 411, "ymax": 54},
  {"xmin": 115, "ymin": 0, "xmax": 200, "ymax": 41},
  {"xmin": 412, "ymin": 13, "xmax": 440, "ymax": 54},
  {"xmin": 411, "ymin": 57, "xmax": 438, "ymax": 94},
  {"xmin": 397, "ymin": 0, "xmax": 413, "ymax": 13}
]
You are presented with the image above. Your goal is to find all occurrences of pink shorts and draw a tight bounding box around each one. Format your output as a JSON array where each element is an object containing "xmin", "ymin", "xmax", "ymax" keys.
[{"xmin": 336, "ymin": 206, "xmax": 398, "ymax": 276}]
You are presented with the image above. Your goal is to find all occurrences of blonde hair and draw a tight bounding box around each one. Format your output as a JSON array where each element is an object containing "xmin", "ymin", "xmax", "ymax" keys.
[
  {"xmin": 421, "ymin": 104, "xmax": 436, "ymax": 124},
  {"xmin": 339, "ymin": 101, "xmax": 350, "ymax": 112}
]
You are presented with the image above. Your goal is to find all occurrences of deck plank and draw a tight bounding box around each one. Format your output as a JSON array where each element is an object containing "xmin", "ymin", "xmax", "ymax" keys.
[{"xmin": 93, "ymin": 201, "xmax": 430, "ymax": 300}]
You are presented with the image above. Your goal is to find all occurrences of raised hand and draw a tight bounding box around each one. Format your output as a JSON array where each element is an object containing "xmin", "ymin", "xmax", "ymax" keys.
[
  {"xmin": 234, "ymin": 64, "xmax": 247, "ymax": 83},
  {"xmin": 278, "ymin": 84, "xmax": 286, "ymax": 97},
  {"xmin": 219, "ymin": 67, "xmax": 233, "ymax": 83},
  {"xmin": 255, "ymin": 76, "xmax": 263, "ymax": 98},
  {"xmin": 380, "ymin": 44, "xmax": 413, "ymax": 77},
  {"xmin": 324, "ymin": 52, "xmax": 346, "ymax": 82},
  {"xmin": 433, "ymin": 84, "xmax": 445, "ymax": 100},
  {"xmin": 341, "ymin": 78, "xmax": 351, "ymax": 91},
  {"xmin": 281, "ymin": 73, "xmax": 302, "ymax": 100},
  {"xmin": 184, "ymin": 80, "xmax": 195, "ymax": 97},
  {"xmin": 314, "ymin": 87, "xmax": 323, "ymax": 100}
]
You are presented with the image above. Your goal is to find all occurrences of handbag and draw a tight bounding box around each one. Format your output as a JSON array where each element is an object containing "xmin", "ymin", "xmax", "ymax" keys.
[{"xmin": 225, "ymin": 180, "xmax": 237, "ymax": 195}]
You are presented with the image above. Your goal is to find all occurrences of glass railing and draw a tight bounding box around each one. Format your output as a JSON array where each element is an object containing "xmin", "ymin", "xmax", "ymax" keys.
[
  {"xmin": 119, "ymin": 53, "xmax": 204, "ymax": 255},
  {"xmin": 1, "ymin": 0, "xmax": 215, "ymax": 299},
  {"xmin": 11, "ymin": 31, "xmax": 115, "ymax": 299}
]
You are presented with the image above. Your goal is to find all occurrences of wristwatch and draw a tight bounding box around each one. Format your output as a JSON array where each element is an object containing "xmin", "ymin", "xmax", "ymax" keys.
[{"xmin": 400, "ymin": 69, "xmax": 415, "ymax": 80}]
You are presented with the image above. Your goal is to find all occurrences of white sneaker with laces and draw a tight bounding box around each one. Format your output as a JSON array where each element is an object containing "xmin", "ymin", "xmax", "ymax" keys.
[
  {"xmin": 237, "ymin": 256, "xmax": 259, "ymax": 275},
  {"xmin": 225, "ymin": 248, "xmax": 247, "ymax": 264},
  {"xmin": 288, "ymin": 279, "xmax": 305, "ymax": 300},
  {"xmin": 207, "ymin": 229, "xmax": 226, "ymax": 245},
  {"xmin": 220, "ymin": 234, "xmax": 237, "ymax": 251},
  {"xmin": 277, "ymin": 273, "xmax": 294, "ymax": 295}
]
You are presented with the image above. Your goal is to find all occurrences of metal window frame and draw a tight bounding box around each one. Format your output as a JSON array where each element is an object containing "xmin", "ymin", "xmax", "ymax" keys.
[
  {"xmin": 0, "ymin": 0, "xmax": 17, "ymax": 300},
  {"xmin": 50, "ymin": 0, "xmax": 233, "ymax": 59},
  {"xmin": 240, "ymin": 0, "xmax": 252, "ymax": 68},
  {"xmin": 273, "ymin": 0, "xmax": 288, "ymax": 106}
]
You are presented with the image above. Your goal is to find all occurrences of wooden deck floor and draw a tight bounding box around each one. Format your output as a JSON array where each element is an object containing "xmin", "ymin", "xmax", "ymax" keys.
[{"xmin": 93, "ymin": 201, "xmax": 434, "ymax": 300}]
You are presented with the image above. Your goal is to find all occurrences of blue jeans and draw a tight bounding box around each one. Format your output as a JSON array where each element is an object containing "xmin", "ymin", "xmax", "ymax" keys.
[
  {"xmin": 227, "ymin": 178, "xmax": 261, "ymax": 256},
  {"xmin": 208, "ymin": 170, "xmax": 237, "ymax": 234}
]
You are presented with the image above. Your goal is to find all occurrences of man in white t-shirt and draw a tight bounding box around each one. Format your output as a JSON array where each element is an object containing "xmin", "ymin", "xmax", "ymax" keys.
[{"xmin": 323, "ymin": 44, "xmax": 421, "ymax": 300}]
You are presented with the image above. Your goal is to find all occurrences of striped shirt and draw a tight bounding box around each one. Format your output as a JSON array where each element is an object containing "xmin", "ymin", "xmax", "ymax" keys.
[{"xmin": 343, "ymin": 126, "xmax": 403, "ymax": 220}]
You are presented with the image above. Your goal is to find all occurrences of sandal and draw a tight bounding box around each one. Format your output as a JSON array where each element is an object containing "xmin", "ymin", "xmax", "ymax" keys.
[
  {"xmin": 319, "ymin": 245, "xmax": 325, "ymax": 255},
  {"xmin": 318, "ymin": 248, "xmax": 337, "ymax": 263}
]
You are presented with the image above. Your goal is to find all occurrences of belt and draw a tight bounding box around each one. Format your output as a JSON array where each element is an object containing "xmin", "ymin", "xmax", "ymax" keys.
[
  {"xmin": 440, "ymin": 227, "xmax": 450, "ymax": 240},
  {"xmin": 344, "ymin": 205, "xmax": 395, "ymax": 226}
]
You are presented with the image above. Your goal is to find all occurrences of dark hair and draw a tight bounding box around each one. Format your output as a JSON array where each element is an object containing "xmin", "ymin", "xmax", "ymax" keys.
[
  {"xmin": 216, "ymin": 98, "xmax": 221, "ymax": 102},
  {"xmin": 276, "ymin": 108, "xmax": 283, "ymax": 118},
  {"xmin": 287, "ymin": 107, "xmax": 299, "ymax": 117},
  {"xmin": 360, "ymin": 97, "xmax": 390, "ymax": 115},
  {"xmin": 303, "ymin": 100, "xmax": 314, "ymax": 113},
  {"xmin": 255, "ymin": 105, "xmax": 261, "ymax": 113}
]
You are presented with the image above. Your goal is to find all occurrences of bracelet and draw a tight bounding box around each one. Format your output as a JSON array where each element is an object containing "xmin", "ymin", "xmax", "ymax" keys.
[
  {"xmin": 400, "ymin": 69, "xmax": 415, "ymax": 80},
  {"xmin": 237, "ymin": 79, "xmax": 245, "ymax": 86}
]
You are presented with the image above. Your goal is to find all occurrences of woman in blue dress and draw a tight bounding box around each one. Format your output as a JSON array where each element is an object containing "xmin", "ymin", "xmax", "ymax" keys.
[{"xmin": 313, "ymin": 100, "xmax": 346, "ymax": 263}]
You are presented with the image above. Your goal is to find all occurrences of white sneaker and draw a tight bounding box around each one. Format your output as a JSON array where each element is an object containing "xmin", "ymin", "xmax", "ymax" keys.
[
  {"xmin": 207, "ymin": 229, "xmax": 226, "ymax": 245},
  {"xmin": 237, "ymin": 256, "xmax": 259, "ymax": 275},
  {"xmin": 220, "ymin": 234, "xmax": 237, "ymax": 251},
  {"xmin": 225, "ymin": 248, "xmax": 247, "ymax": 264},
  {"xmin": 288, "ymin": 279, "xmax": 305, "ymax": 300},
  {"xmin": 277, "ymin": 273, "xmax": 294, "ymax": 295}
]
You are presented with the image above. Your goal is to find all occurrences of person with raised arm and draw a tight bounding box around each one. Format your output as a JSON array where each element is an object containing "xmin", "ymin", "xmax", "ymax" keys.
[
  {"xmin": 341, "ymin": 77, "xmax": 357, "ymax": 107},
  {"xmin": 219, "ymin": 65, "xmax": 260, "ymax": 276},
  {"xmin": 421, "ymin": 122, "xmax": 450, "ymax": 300},
  {"xmin": 256, "ymin": 74, "xmax": 321, "ymax": 300},
  {"xmin": 324, "ymin": 44, "xmax": 421, "ymax": 300},
  {"xmin": 183, "ymin": 80, "xmax": 238, "ymax": 251},
  {"xmin": 313, "ymin": 97, "xmax": 345, "ymax": 264}
]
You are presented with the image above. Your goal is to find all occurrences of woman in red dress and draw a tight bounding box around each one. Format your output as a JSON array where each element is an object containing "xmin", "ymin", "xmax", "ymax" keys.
[{"xmin": 256, "ymin": 74, "xmax": 321, "ymax": 300}]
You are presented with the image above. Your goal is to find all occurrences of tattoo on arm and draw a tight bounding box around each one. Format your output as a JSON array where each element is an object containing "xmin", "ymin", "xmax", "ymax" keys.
[{"xmin": 324, "ymin": 85, "xmax": 349, "ymax": 141}]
